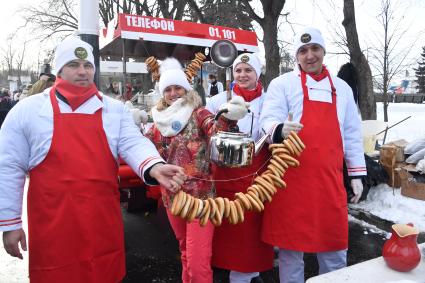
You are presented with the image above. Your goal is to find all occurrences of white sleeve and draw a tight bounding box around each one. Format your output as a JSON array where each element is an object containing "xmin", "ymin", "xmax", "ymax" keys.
[
  {"xmin": 259, "ymin": 77, "xmax": 289, "ymax": 142},
  {"xmin": 341, "ymin": 85, "xmax": 367, "ymax": 177},
  {"xmin": 218, "ymin": 82, "xmax": 224, "ymax": 93},
  {"xmin": 205, "ymin": 91, "xmax": 227, "ymax": 114},
  {"xmin": 117, "ymin": 106, "xmax": 164, "ymax": 183},
  {"xmin": 0, "ymin": 105, "xmax": 29, "ymax": 231}
]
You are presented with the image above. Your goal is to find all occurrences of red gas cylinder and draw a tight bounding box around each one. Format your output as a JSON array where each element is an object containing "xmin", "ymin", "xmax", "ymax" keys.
[{"xmin": 382, "ymin": 223, "xmax": 421, "ymax": 272}]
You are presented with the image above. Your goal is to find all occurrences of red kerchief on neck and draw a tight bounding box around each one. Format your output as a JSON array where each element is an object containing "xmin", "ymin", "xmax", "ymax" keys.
[{"xmin": 54, "ymin": 78, "xmax": 99, "ymax": 111}]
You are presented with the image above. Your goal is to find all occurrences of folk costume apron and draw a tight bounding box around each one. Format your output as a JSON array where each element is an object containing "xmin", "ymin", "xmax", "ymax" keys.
[
  {"xmin": 27, "ymin": 89, "xmax": 125, "ymax": 283},
  {"xmin": 212, "ymin": 146, "xmax": 274, "ymax": 272},
  {"xmin": 262, "ymin": 70, "xmax": 348, "ymax": 253}
]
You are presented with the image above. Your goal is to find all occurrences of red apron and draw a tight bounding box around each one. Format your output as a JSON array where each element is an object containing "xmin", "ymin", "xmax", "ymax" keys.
[
  {"xmin": 262, "ymin": 72, "xmax": 348, "ymax": 253},
  {"xmin": 212, "ymin": 146, "xmax": 274, "ymax": 272},
  {"xmin": 27, "ymin": 90, "xmax": 125, "ymax": 282}
]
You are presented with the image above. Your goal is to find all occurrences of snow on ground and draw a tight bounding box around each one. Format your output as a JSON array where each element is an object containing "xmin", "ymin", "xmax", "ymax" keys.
[
  {"xmin": 348, "ymin": 102, "xmax": 425, "ymax": 233},
  {"xmin": 349, "ymin": 184, "xmax": 425, "ymax": 232}
]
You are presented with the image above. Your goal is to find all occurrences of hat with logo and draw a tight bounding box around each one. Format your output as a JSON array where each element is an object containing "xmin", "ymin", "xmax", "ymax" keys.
[
  {"xmin": 293, "ymin": 27, "xmax": 326, "ymax": 57},
  {"xmin": 158, "ymin": 58, "xmax": 192, "ymax": 95},
  {"xmin": 53, "ymin": 36, "xmax": 95, "ymax": 75},
  {"xmin": 232, "ymin": 53, "xmax": 262, "ymax": 80}
]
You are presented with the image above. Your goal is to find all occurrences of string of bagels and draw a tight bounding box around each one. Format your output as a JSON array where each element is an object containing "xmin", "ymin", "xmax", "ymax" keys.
[{"xmin": 144, "ymin": 53, "xmax": 305, "ymax": 227}]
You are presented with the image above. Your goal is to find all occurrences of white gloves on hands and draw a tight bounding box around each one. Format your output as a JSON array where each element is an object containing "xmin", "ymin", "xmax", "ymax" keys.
[
  {"xmin": 130, "ymin": 109, "xmax": 148, "ymax": 128},
  {"xmin": 219, "ymin": 96, "xmax": 250, "ymax": 121},
  {"xmin": 281, "ymin": 120, "xmax": 303, "ymax": 138},
  {"xmin": 350, "ymin": 179, "xmax": 363, "ymax": 203}
]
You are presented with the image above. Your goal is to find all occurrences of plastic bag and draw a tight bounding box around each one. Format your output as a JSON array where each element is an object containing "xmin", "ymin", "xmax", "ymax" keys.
[
  {"xmin": 405, "ymin": 147, "xmax": 425, "ymax": 164},
  {"xmin": 404, "ymin": 138, "xmax": 425, "ymax": 154},
  {"xmin": 416, "ymin": 158, "xmax": 425, "ymax": 174}
]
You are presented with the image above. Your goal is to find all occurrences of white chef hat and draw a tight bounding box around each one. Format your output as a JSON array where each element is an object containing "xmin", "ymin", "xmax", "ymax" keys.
[
  {"xmin": 233, "ymin": 53, "xmax": 262, "ymax": 80},
  {"xmin": 53, "ymin": 36, "xmax": 95, "ymax": 76},
  {"xmin": 158, "ymin": 58, "xmax": 192, "ymax": 94},
  {"xmin": 293, "ymin": 27, "xmax": 326, "ymax": 57}
]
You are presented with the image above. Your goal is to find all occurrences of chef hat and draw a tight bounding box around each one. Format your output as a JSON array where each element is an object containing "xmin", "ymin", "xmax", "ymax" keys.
[
  {"xmin": 293, "ymin": 27, "xmax": 326, "ymax": 57},
  {"xmin": 53, "ymin": 36, "xmax": 95, "ymax": 75},
  {"xmin": 158, "ymin": 58, "xmax": 192, "ymax": 94},
  {"xmin": 233, "ymin": 53, "xmax": 262, "ymax": 80}
]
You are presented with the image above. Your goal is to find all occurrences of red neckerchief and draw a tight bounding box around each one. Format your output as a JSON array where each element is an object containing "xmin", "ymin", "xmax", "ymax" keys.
[
  {"xmin": 232, "ymin": 81, "xmax": 263, "ymax": 102},
  {"xmin": 300, "ymin": 66, "xmax": 336, "ymax": 99},
  {"xmin": 53, "ymin": 77, "xmax": 99, "ymax": 111},
  {"xmin": 307, "ymin": 67, "xmax": 328, "ymax": 81}
]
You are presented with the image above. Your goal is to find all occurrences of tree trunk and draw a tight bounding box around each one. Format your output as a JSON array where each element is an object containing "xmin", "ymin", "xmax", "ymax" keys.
[
  {"xmin": 342, "ymin": 0, "xmax": 376, "ymax": 120},
  {"xmin": 262, "ymin": 16, "xmax": 280, "ymax": 89}
]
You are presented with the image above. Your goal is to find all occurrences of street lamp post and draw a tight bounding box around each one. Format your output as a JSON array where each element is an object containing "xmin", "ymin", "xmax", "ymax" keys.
[{"xmin": 79, "ymin": 0, "xmax": 100, "ymax": 86}]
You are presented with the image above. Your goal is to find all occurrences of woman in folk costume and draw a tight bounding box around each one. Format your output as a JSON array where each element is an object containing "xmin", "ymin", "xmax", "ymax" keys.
[
  {"xmin": 206, "ymin": 53, "xmax": 274, "ymax": 283},
  {"xmin": 145, "ymin": 57, "xmax": 249, "ymax": 283}
]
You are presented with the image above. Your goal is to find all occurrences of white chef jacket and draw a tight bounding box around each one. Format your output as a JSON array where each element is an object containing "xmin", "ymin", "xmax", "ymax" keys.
[
  {"xmin": 0, "ymin": 88, "xmax": 164, "ymax": 231},
  {"xmin": 205, "ymin": 90, "xmax": 265, "ymax": 142},
  {"xmin": 259, "ymin": 69, "xmax": 366, "ymax": 177}
]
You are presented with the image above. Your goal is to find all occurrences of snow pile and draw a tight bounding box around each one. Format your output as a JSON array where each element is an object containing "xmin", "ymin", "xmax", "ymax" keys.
[{"xmin": 350, "ymin": 184, "xmax": 425, "ymax": 232}]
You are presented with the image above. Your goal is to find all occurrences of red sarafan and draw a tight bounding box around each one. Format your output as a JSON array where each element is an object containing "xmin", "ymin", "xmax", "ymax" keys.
[{"xmin": 382, "ymin": 223, "xmax": 421, "ymax": 272}]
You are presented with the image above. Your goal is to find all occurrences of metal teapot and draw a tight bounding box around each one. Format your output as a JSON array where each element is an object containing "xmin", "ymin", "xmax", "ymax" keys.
[{"xmin": 209, "ymin": 109, "xmax": 269, "ymax": 168}]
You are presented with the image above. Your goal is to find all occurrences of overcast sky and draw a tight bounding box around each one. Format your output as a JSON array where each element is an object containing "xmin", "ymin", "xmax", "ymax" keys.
[{"xmin": 1, "ymin": 0, "xmax": 424, "ymax": 83}]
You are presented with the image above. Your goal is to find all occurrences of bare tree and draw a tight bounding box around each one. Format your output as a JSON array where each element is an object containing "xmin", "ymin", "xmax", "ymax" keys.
[
  {"xmin": 369, "ymin": 0, "xmax": 419, "ymax": 122},
  {"xmin": 342, "ymin": 0, "xmax": 376, "ymax": 120},
  {"xmin": 240, "ymin": 0, "xmax": 286, "ymax": 88},
  {"xmin": 15, "ymin": 41, "xmax": 28, "ymax": 90},
  {"xmin": 0, "ymin": 36, "xmax": 16, "ymax": 74},
  {"xmin": 21, "ymin": 0, "xmax": 79, "ymax": 41}
]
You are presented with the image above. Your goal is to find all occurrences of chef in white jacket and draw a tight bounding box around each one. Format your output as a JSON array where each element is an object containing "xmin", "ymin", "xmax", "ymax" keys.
[
  {"xmin": 0, "ymin": 36, "xmax": 185, "ymax": 283},
  {"xmin": 259, "ymin": 27, "xmax": 366, "ymax": 283}
]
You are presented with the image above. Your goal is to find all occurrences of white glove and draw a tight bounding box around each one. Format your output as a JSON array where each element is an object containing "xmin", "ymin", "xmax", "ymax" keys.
[
  {"xmin": 219, "ymin": 96, "xmax": 250, "ymax": 120},
  {"xmin": 350, "ymin": 179, "xmax": 363, "ymax": 203},
  {"xmin": 130, "ymin": 109, "xmax": 148, "ymax": 128},
  {"xmin": 281, "ymin": 120, "xmax": 303, "ymax": 138}
]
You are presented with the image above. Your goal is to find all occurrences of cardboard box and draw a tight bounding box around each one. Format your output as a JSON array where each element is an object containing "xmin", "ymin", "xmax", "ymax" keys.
[
  {"xmin": 380, "ymin": 145, "xmax": 404, "ymax": 187},
  {"xmin": 399, "ymin": 165, "xmax": 425, "ymax": 201},
  {"xmin": 384, "ymin": 139, "xmax": 408, "ymax": 162}
]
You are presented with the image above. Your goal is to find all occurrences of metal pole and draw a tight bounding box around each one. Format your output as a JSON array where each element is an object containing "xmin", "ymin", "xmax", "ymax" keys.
[{"xmin": 79, "ymin": 0, "xmax": 100, "ymax": 86}]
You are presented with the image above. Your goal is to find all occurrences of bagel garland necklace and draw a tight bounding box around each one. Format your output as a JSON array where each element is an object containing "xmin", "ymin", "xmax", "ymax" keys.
[{"xmin": 170, "ymin": 131, "xmax": 305, "ymax": 227}]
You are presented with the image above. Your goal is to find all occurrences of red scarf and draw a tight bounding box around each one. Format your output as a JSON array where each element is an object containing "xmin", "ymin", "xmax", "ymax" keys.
[
  {"xmin": 53, "ymin": 78, "xmax": 99, "ymax": 111},
  {"xmin": 307, "ymin": 65, "xmax": 328, "ymax": 81},
  {"xmin": 232, "ymin": 81, "xmax": 263, "ymax": 102}
]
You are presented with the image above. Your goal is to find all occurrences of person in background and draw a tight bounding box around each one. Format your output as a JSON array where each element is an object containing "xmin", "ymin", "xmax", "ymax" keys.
[
  {"xmin": 193, "ymin": 75, "xmax": 206, "ymax": 106},
  {"xmin": 206, "ymin": 53, "xmax": 274, "ymax": 283},
  {"xmin": 207, "ymin": 73, "xmax": 224, "ymax": 97},
  {"xmin": 106, "ymin": 81, "xmax": 121, "ymax": 98},
  {"xmin": 0, "ymin": 89, "xmax": 13, "ymax": 128},
  {"xmin": 337, "ymin": 62, "xmax": 359, "ymax": 104},
  {"xmin": 259, "ymin": 27, "xmax": 366, "ymax": 283},
  {"xmin": 0, "ymin": 36, "xmax": 186, "ymax": 283},
  {"xmin": 27, "ymin": 73, "xmax": 56, "ymax": 96},
  {"xmin": 145, "ymin": 57, "xmax": 249, "ymax": 283}
]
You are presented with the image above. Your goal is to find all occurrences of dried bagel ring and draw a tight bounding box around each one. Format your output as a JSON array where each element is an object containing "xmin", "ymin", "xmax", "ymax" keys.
[
  {"xmin": 187, "ymin": 197, "xmax": 200, "ymax": 222},
  {"xmin": 234, "ymin": 199, "xmax": 245, "ymax": 223},
  {"xmin": 196, "ymin": 198, "xmax": 204, "ymax": 218},
  {"xmin": 180, "ymin": 194, "xmax": 194, "ymax": 218},
  {"xmin": 228, "ymin": 201, "xmax": 238, "ymax": 224},
  {"xmin": 207, "ymin": 198, "xmax": 218, "ymax": 220},
  {"xmin": 279, "ymin": 153, "xmax": 300, "ymax": 167},
  {"xmin": 223, "ymin": 197, "xmax": 231, "ymax": 218},
  {"xmin": 246, "ymin": 191, "xmax": 264, "ymax": 211},
  {"xmin": 199, "ymin": 199, "xmax": 210, "ymax": 218},
  {"xmin": 287, "ymin": 134, "xmax": 303, "ymax": 154},
  {"xmin": 170, "ymin": 190, "xmax": 183, "ymax": 215},
  {"xmin": 235, "ymin": 192, "xmax": 252, "ymax": 211},
  {"xmin": 283, "ymin": 139, "xmax": 296, "ymax": 155},
  {"xmin": 200, "ymin": 204, "xmax": 211, "ymax": 227},
  {"xmin": 273, "ymin": 155, "xmax": 289, "ymax": 169},
  {"xmin": 290, "ymin": 131, "xmax": 305, "ymax": 149}
]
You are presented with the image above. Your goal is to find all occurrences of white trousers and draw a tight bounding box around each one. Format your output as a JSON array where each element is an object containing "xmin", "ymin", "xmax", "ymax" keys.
[
  {"xmin": 278, "ymin": 248, "xmax": 347, "ymax": 283},
  {"xmin": 229, "ymin": 271, "xmax": 260, "ymax": 283}
]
